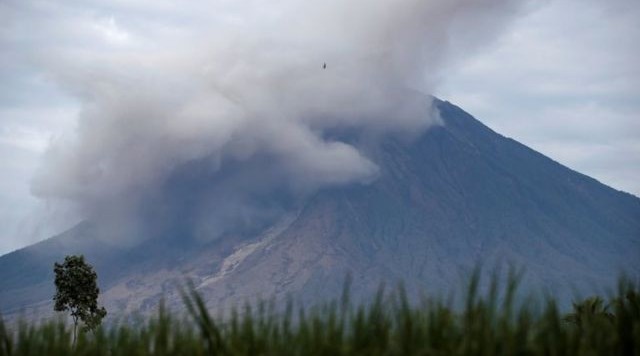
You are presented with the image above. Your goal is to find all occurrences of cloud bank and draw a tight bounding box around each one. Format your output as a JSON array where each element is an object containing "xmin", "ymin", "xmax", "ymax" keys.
[{"xmin": 4, "ymin": 0, "xmax": 527, "ymax": 241}]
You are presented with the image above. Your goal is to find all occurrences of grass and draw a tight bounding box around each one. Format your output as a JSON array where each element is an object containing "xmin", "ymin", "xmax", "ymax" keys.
[{"xmin": 1, "ymin": 273, "xmax": 639, "ymax": 355}]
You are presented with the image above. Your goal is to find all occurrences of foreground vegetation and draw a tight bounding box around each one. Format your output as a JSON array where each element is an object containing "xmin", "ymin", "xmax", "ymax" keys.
[{"xmin": 1, "ymin": 275, "xmax": 639, "ymax": 355}]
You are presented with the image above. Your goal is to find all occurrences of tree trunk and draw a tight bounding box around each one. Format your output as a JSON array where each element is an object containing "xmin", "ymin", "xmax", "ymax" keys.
[{"xmin": 73, "ymin": 316, "xmax": 78, "ymax": 347}]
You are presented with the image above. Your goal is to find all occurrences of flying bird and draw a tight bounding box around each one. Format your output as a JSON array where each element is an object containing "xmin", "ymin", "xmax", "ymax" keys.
[{"xmin": 322, "ymin": 62, "xmax": 327, "ymax": 69}]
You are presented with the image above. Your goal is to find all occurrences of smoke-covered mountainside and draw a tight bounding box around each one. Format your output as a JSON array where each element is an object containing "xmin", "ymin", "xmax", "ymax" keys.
[{"xmin": 1, "ymin": 99, "xmax": 639, "ymax": 318}]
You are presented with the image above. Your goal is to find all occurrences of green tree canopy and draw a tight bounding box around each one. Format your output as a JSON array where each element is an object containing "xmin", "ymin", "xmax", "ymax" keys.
[
  {"xmin": 564, "ymin": 296, "xmax": 614, "ymax": 327},
  {"xmin": 53, "ymin": 255, "xmax": 107, "ymax": 343}
]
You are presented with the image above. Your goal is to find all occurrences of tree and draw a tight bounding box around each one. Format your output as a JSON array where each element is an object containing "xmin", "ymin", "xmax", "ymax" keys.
[
  {"xmin": 53, "ymin": 255, "xmax": 107, "ymax": 344},
  {"xmin": 564, "ymin": 296, "xmax": 614, "ymax": 326}
]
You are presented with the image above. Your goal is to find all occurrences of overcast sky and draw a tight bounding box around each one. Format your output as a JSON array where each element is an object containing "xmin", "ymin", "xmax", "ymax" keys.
[
  {"xmin": 438, "ymin": 0, "xmax": 640, "ymax": 197},
  {"xmin": 0, "ymin": 0, "xmax": 638, "ymax": 254}
]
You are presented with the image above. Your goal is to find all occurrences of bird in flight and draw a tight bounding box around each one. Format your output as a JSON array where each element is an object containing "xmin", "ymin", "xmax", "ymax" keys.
[{"xmin": 322, "ymin": 62, "xmax": 327, "ymax": 69}]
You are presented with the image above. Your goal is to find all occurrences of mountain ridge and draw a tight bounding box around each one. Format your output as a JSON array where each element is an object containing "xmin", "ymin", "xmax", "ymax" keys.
[{"xmin": 1, "ymin": 99, "xmax": 638, "ymax": 318}]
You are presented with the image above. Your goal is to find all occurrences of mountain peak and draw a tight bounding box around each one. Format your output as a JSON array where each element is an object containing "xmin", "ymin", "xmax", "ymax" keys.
[{"xmin": 2, "ymin": 99, "xmax": 639, "ymax": 318}]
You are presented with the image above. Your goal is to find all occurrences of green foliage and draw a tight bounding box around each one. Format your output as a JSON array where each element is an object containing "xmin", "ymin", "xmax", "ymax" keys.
[
  {"xmin": 564, "ymin": 296, "xmax": 614, "ymax": 327},
  {"xmin": 1, "ymin": 275, "xmax": 638, "ymax": 355},
  {"xmin": 53, "ymin": 255, "xmax": 107, "ymax": 341}
]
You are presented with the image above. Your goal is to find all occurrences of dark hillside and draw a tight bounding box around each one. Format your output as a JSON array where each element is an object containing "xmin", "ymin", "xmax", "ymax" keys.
[{"xmin": 1, "ymin": 99, "xmax": 638, "ymax": 317}]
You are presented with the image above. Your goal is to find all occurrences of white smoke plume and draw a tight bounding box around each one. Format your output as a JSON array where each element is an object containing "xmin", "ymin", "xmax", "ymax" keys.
[{"xmin": 10, "ymin": 0, "xmax": 527, "ymax": 241}]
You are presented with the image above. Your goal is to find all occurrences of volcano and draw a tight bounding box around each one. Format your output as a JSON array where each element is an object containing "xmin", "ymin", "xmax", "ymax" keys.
[{"xmin": 1, "ymin": 99, "xmax": 639, "ymax": 318}]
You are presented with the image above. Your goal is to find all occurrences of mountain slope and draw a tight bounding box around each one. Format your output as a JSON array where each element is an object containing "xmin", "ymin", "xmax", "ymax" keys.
[{"xmin": 1, "ymin": 99, "xmax": 639, "ymax": 317}]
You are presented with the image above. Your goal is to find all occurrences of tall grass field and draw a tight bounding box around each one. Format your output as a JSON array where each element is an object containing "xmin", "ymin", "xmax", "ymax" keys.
[{"xmin": 1, "ymin": 275, "xmax": 639, "ymax": 355}]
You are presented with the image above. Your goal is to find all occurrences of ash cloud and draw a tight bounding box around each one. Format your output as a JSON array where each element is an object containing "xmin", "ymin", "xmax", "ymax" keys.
[{"xmin": 20, "ymin": 0, "xmax": 527, "ymax": 242}]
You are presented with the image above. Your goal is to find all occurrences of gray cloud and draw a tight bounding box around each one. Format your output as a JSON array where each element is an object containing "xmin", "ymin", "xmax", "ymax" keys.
[
  {"xmin": 0, "ymin": 0, "xmax": 528, "ymax": 244},
  {"xmin": 438, "ymin": 0, "xmax": 640, "ymax": 196}
]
